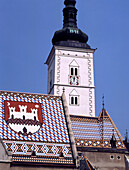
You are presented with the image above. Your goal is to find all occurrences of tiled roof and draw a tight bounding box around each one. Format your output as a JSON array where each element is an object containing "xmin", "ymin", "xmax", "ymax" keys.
[
  {"xmin": 70, "ymin": 108, "xmax": 126, "ymax": 150},
  {"xmin": 0, "ymin": 91, "xmax": 74, "ymax": 166},
  {"xmin": 0, "ymin": 91, "xmax": 69, "ymax": 142}
]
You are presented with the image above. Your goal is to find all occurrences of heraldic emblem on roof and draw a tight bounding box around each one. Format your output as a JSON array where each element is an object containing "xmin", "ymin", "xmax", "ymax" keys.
[
  {"xmin": 0, "ymin": 91, "xmax": 74, "ymax": 166},
  {"xmin": 4, "ymin": 101, "xmax": 42, "ymax": 135}
]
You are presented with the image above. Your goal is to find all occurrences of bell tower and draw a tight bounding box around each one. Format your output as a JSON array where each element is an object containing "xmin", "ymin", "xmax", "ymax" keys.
[{"xmin": 45, "ymin": 0, "xmax": 95, "ymax": 117}]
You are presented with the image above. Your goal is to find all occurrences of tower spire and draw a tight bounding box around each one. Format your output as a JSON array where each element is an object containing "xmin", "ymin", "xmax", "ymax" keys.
[
  {"xmin": 52, "ymin": 0, "xmax": 90, "ymax": 49},
  {"xmin": 63, "ymin": 0, "xmax": 77, "ymax": 28}
]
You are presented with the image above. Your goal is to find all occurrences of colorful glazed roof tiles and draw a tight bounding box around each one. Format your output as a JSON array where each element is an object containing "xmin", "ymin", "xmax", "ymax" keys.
[
  {"xmin": 0, "ymin": 91, "xmax": 69, "ymax": 143},
  {"xmin": 70, "ymin": 108, "xmax": 126, "ymax": 150},
  {"xmin": 0, "ymin": 91, "xmax": 74, "ymax": 166}
]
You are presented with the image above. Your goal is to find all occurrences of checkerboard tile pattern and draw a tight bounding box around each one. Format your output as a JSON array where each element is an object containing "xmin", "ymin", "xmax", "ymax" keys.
[
  {"xmin": 70, "ymin": 114, "xmax": 126, "ymax": 149},
  {"xmin": 0, "ymin": 91, "xmax": 69, "ymax": 143}
]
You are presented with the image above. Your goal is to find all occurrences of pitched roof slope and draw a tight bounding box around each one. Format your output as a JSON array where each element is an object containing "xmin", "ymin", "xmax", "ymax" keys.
[
  {"xmin": 0, "ymin": 91, "xmax": 75, "ymax": 166},
  {"xmin": 70, "ymin": 108, "xmax": 126, "ymax": 150}
]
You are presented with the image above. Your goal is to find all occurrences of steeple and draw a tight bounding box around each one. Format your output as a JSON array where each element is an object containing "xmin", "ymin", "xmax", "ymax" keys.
[
  {"xmin": 63, "ymin": 0, "xmax": 77, "ymax": 28},
  {"xmin": 52, "ymin": 0, "xmax": 90, "ymax": 49},
  {"xmin": 46, "ymin": 0, "xmax": 95, "ymax": 117}
]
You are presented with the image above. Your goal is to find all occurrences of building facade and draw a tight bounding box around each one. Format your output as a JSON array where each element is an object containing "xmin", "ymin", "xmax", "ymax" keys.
[
  {"xmin": 0, "ymin": 0, "xmax": 129, "ymax": 170},
  {"xmin": 46, "ymin": 0, "xmax": 95, "ymax": 117},
  {"xmin": 46, "ymin": 46, "xmax": 95, "ymax": 117}
]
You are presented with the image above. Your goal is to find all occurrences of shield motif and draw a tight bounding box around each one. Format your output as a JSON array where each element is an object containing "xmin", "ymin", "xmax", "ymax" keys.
[{"xmin": 4, "ymin": 101, "xmax": 43, "ymax": 135}]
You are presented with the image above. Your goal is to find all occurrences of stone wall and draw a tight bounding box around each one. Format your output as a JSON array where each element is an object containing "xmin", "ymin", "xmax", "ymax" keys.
[{"xmin": 83, "ymin": 151, "xmax": 126, "ymax": 170}]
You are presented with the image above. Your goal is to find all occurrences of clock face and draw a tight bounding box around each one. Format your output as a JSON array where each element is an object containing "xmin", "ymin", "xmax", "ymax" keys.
[{"xmin": 70, "ymin": 76, "xmax": 79, "ymax": 85}]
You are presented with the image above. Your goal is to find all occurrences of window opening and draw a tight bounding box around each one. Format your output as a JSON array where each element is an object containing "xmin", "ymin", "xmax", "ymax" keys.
[
  {"xmin": 110, "ymin": 155, "xmax": 114, "ymax": 160},
  {"xmin": 117, "ymin": 156, "xmax": 121, "ymax": 160},
  {"xmin": 75, "ymin": 68, "xmax": 77, "ymax": 75},
  {"xmin": 11, "ymin": 114, "xmax": 14, "ymax": 119},
  {"xmin": 75, "ymin": 97, "xmax": 78, "ymax": 105},
  {"xmin": 71, "ymin": 97, "xmax": 74, "ymax": 105},
  {"xmin": 23, "ymin": 115, "xmax": 25, "ymax": 120},
  {"xmin": 71, "ymin": 68, "xmax": 73, "ymax": 75},
  {"xmin": 70, "ymin": 96, "xmax": 78, "ymax": 105},
  {"xmin": 69, "ymin": 89, "xmax": 79, "ymax": 106},
  {"xmin": 69, "ymin": 60, "xmax": 79, "ymax": 85}
]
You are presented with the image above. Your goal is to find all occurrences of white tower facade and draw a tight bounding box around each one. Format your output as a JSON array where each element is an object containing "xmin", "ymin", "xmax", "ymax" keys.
[
  {"xmin": 46, "ymin": 46, "xmax": 95, "ymax": 117},
  {"xmin": 46, "ymin": 0, "xmax": 96, "ymax": 117}
]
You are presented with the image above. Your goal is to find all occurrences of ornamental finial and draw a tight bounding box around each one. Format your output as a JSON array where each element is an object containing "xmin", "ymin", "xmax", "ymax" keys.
[
  {"xmin": 102, "ymin": 94, "xmax": 104, "ymax": 109},
  {"xmin": 125, "ymin": 129, "xmax": 128, "ymax": 140},
  {"xmin": 64, "ymin": 0, "xmax": 76, "ymax": 6},
  {"xmin": 63, "ymin": 0, "xmax": 77, "ymax": 28}
]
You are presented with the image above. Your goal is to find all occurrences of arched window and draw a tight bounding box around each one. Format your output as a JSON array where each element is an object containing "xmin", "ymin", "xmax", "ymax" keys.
[
  {"xmin": 69, "ymin": 60, "xmax": 79, "ymax": 85},
  {"xmin": 75, "ymin": 97, "xmax": 78, "ymax": 105},
  {"xmin": 69, "ymin": 89, "xmax": 79, "ymax": 106},
  {"xmin": 70, "ymin": 96, "xmax": 78, "ymax": 105},
  {"xmin": 71, "ymin": 97, "xmax": 74, "ymax": 104},
  {"xmin": 71, "ymin": 68, "xmax": 74, "ymax": 75},
  {"xmin": 23, "ymin": 115, "xmax": 25, "ymax": 120},
  {"xmin": 75, "ymin": 68, "xmax": 78, "ymax": 75}
]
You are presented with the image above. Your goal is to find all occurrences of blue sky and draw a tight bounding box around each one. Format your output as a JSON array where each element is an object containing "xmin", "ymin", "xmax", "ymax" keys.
[{"xmin": 0, "ymin": 0, "xmax": 129, "ymax": 137}]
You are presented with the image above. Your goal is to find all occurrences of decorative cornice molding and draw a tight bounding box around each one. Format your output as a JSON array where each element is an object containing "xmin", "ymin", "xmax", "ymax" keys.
[
  {"xmin": 54, "ymin": 45, "xmax": 96, "ymax": 53},
  {"xmin": 53, "ymin": 84, "xmax": 95, "ymax": 89}
]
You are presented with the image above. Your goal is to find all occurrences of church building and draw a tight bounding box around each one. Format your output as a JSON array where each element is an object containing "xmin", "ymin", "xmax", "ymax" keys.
[{"xmin": 0, "ymin": 0, "xmax": 129, "ymax": 169}]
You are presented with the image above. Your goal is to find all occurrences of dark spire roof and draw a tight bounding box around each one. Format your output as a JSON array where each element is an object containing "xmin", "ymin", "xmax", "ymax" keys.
[
  {"xmin": 52, "ymin": 0, "xmax": 90, "ymax": 49},
  {"xmin": 63, "ymin": 0, "xmax": 77, "ymax": 28}
]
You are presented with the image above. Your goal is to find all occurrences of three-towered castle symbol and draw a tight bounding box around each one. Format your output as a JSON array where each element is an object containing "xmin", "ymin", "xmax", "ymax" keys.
[
  {"xmin": 4, "ymin": 101, "xmax": 42, "ymax": 135},
  {"xmin": 9, "ymin": 104, "xmax": 39, "ymax": 121}
]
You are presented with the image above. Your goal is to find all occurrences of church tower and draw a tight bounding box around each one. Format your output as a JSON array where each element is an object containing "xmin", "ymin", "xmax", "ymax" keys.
[{"xmin": 46, "ymin": 0, "xmax": 95, "ymax": 117}]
